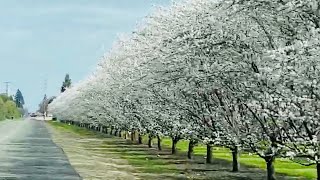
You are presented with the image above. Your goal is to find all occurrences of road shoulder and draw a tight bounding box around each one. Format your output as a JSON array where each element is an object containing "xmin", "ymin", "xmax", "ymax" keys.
[{"xmin": 46, "ymin": 122, "xmax": 138, "ymax": 180}]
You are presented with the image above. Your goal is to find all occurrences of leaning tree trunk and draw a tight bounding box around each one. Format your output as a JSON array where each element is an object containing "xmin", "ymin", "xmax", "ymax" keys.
[
  {"xmin": 157, "ymin": 135, "xmax": 162, "ymax": 151},
  {"xmin": 138, "ymin": 133, "xmax": 143, "ymax": 144},
  {"xmin": 231, "ymin": 146, "xmax": 239, "ymax": 172},
  {"xmin": 266, "ymin": 156, "xmax": 276, "ymax": 180},
  {"xmin": 317, "ymin": 161, "xmax": 320, "ymax": 180},
  {"xmin": 188, "ymin": 140, "xmax": 196, "ymax": 159},
  {"xmin": 206, "ymin": 144, "xmax": 213, "ymax": 163},
  {"xmin": 171, "ymin": 137, "xmax": 179, "ymax": 154},
  {"xmin": 148, "ymin": 135, "xmax": 153, "ymax": 148}
]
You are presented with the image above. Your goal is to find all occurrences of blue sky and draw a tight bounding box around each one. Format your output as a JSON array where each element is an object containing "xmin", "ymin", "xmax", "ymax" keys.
[{"xmin": 0, "ymin": 0, "xmax": 170, "ymax": 111}]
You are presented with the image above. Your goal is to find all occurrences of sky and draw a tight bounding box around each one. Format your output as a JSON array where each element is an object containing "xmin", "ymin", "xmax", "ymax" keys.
[{"xmin": 0, "ymin": 0, "xmax": 170, "ymax": 112}]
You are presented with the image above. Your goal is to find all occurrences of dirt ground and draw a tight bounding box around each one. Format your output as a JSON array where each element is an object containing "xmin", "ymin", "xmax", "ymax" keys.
[{"xmin": 47, "ymin": 126, "xmax": 138, "ymax": 180}]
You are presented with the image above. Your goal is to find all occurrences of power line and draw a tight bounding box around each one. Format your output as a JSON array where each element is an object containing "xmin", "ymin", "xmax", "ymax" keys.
[{"xmin": 43, "ymin": 78, "xmax": 47, "ymax": 95}]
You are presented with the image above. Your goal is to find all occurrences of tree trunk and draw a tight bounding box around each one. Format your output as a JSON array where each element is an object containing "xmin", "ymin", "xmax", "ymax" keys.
[
  {"xmin": 317, "ymin": 162, "xmax": 320, "ymax": 180},
  {"xmin": 266, "ymin": 156, "xmax": 276, "ymax": 180},
  {"xmin": 105, "ymin": 127, "xmax": 108, "ymax": 134},
  {"xmin": 110, "ymin": 128, "xmax": 113, "ymax": 135},
  {"xmin": 124, "ymin": 132, "xmax": 127, "ymax": 139},
  {"xmin": 206, "ymin": 144, "xmax": 212, "ymax": 163},
  {"xmin": 157, "ymin": 135, "xmax": 162, "ymax": 151},
  {"xmin": 114, "ymin": 130, "xmax": 118, "ymax": 136},
  {"xmin": 231, "ymin": 146, "xmax": 239, "ymax": 172},
  {"xmin": 119, "ymin": 131, "xmax": 122, "ymax": 137},
  {"xmin": 172, "ymin": 137, "xmax": 179, "ymax": 154},
  {"xmin": 148, "ymin": 135, "xmax": 152, "ymax": 148},
  {"xmin": 188, "ymin": 140, "xmax": 195, "ymax": 159},
  {"xmin": 100, "ymin": 126, "xmax": 103, "ymax": 133},
  {"xmin": 138, "ymin": 134, "xmax": 143, "ymax": 144},
  {"xmin": 131, "ymin": 130, "xmax": 134, "ymax": 141}
]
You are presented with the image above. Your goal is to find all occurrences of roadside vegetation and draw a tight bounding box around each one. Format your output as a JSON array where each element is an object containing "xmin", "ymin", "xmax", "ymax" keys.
[{"xmin": 0, "ymin": 94, "xmax": 22, "ymax": 120}]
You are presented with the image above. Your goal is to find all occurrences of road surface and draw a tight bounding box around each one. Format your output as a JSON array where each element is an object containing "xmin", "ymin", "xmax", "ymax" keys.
[{"xmin": 0, "ymin": 119, "xmax": 81, "ymax": 180}]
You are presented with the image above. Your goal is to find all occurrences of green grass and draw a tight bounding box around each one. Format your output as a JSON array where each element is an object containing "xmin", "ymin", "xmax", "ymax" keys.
[
  {"xmin": 145, "ymin": 136, "xmax": 316, "ymax": 179},
  {"xmin": 98, "ymin": 143, "xmax": 183, "ymax": 176},
  {"xmin": 100, "ymin": 141, "xmax": 185, "ymax": 176},
  {"xmin": 119, "ymin": 154, "xmax": 179, "ymax": 174},
  {"xmin": 49, "ymin": 121, "xmax": 97, "ymax": 136}
]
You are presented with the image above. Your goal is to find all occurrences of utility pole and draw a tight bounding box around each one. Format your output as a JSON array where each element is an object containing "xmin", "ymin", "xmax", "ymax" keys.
[
  {"xmin": 43, "ymin": 78, "xmax": 47, "ymax": 95},
  {"xmin": 3, "ymin": 82, "xmax": 11, "ymax": 96},
  {"xmin": 42, "ymin": 77, "xmax": 48, "ymax": 120}
]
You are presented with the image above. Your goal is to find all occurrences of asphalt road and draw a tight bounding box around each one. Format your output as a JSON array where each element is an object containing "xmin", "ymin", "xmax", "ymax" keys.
[{"xmin": 0, "ymin": 119, "xmax": 81, "ymax": 180}]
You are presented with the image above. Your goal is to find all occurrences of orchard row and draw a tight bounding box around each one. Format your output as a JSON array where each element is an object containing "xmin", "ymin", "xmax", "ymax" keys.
[{"xmin": 49, "ymin": 0, "xmax": 320, "ymax": 179}]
